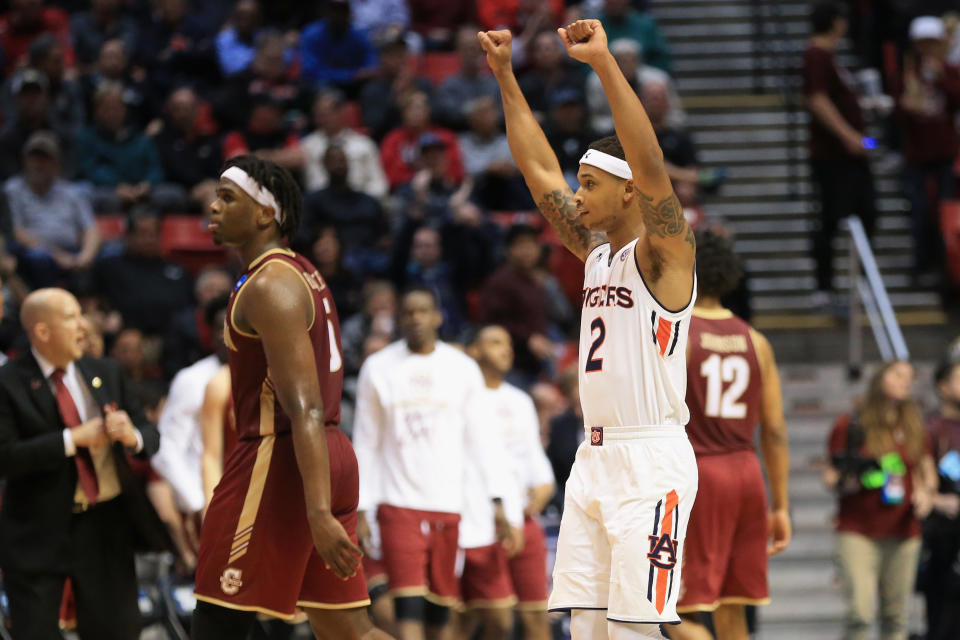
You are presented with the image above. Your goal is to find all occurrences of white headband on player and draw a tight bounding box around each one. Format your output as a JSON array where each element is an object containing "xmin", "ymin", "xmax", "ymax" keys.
[
  {"xmin": 220, "ymin": 166, "xmax": 284, "ymax": 224},
  {"xmin": 579, "ymin": 149, "xmax": 632, "ymax": 180}
]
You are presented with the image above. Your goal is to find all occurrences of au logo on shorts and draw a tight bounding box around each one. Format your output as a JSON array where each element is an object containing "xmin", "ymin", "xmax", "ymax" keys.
[
  {"xmin": 220, "ymin": 567, "xmax": 243, "ymax": 595},
  {"xmin": 590, "ymin": 427, "xmax": 603, "ymax": 446},
  {"xmin": 647, "ymin": 533, "xmax": 679, "ymax": 570}
]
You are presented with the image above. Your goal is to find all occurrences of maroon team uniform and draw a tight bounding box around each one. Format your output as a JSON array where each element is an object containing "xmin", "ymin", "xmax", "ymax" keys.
[
  {"xmin": 195, "ymin": 248, "xmax": 369, "ymax": 617},
  {"xmin": 677, "ymin": 308, "xmax": 770, "ymax": 613}
]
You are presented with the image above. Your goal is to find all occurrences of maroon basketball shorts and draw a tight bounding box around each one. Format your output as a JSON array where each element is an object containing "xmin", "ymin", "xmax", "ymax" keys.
[
  {"xmin": 195, "ymin": 427, "xmax": 369, "ymax": 618},
  {"xmin": 677, "ymin": 450, "xmax": 770, "ymax": 612},
  {"xmin": 461, "ymin": 543, "xmax": 516, "ymax": 608},
  {"xmin": 377, "ymin": 504, "xmax": 460, "ymax": 606},
  {"xmin": 508, "ymin": 516, "xmax": 549, "ymax": 609}
]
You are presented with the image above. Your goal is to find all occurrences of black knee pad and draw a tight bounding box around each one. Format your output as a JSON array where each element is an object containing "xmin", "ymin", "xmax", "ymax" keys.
[
  {"xmin": 393, "ymin": 595, "xmax": 426, "ymax": 621},
  {"xmin": 424, "ymin": 600, "xmax": 451, "ymax": 626},
  {"xmin": 191, "ymin": 600, "xmax": 256, "ymax": 640}
]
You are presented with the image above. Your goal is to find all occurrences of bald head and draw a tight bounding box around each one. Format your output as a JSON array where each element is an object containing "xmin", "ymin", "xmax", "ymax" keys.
[{"xmin": 21, "ymin": 288, "xmax": 85, "ymax": 366}]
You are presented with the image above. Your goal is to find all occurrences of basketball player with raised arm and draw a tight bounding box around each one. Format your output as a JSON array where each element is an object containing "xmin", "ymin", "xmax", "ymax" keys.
[
  {"xmin": 480, "ymin": 20, "xmax": 697, "ymax": 640},
  {"xmin": 191, "ymin": 155, "xmax": 392, "ymax": 640},
  {"xmin": 669, "ymin": 231, "xmax": 791, "ymax": 640}
]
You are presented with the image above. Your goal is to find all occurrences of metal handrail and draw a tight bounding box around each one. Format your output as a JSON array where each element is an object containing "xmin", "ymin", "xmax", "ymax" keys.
[{"xmin": 847, "ymin": 215, "xmax": 909, "ymax": 377}]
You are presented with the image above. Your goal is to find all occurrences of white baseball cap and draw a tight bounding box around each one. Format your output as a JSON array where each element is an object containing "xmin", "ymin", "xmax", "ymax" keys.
[{"xmin": 910, "ymin": 16, "xmax": 945, "ymax": 41}]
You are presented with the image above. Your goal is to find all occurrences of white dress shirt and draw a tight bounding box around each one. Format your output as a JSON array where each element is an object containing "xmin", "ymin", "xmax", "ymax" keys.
[{"xmin": 151, "ymin": 354, "xmax": 222, "ymax": 512}]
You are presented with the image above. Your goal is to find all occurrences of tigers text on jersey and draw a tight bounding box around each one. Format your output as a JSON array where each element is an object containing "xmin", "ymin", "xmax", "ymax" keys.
[
  {"xmin": 459, "ymin": 382, "xmax": 553, "ymax": 549},
  {"xmin": 579, "ymin": 240, "xmax": 696, "ymax": 428},
  {"xmin": 685, "ymin": 308, "xmax": 763, "ymax": 456},
  {"xmin": 353, "ymin": 341, "xmax": 508, "ymax": 516}
]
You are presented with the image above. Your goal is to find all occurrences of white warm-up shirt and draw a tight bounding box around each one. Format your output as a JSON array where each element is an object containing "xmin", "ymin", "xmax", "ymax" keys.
[
  {"xmin": 354, "ymin": 341, "xmax": 508, "ymax": 516},
  {"xmin": 151, "ymin": 354, "xmax": 222, "ymax": 512},
  {"xmin": 459, "ymin": 382, "xmax": 554, "ymax": 549}
]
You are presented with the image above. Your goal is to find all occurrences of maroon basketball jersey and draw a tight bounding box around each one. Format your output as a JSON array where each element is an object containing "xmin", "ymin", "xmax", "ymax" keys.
[
  {"xmin": 225, "ymin": 248, "xmax": 343, "ymax": 439},
  {"xmin": 685, "ymin": 309, "xmax": 762, "ymax": 456}
]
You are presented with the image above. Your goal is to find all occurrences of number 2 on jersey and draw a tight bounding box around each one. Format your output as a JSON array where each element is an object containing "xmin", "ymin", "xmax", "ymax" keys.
[
  {"xmin": 585, "ymin": 318, "xmax": 605, "ymax": 373},
  {"xmin": 700, "ymin": 354, "xmax": 749, "ymax": 418}
]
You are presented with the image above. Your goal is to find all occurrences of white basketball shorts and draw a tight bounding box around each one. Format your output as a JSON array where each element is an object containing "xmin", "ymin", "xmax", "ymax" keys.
[{"xmin": 548, "ymin": 426, "xmax": 699, "ymax": 624}]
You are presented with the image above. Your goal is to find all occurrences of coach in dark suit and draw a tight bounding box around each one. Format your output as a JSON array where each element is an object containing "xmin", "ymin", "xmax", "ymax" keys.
[{"xmin": 0, "ymin": 288, "xmax": 170, "ymax": 640}]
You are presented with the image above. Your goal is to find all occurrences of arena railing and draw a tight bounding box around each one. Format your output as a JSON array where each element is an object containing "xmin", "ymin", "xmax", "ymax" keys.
[{"xmin": 846, "ymin": 215, "xmax": 909, "ymax": 378}]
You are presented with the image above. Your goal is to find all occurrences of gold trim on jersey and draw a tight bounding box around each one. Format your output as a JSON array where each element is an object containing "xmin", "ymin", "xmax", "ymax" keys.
[
  {"xmin": 228, "ymin": 435, "xmax": 276, "ymax": 564},
  {"xmin": 229, "ymin": 254, "xmax": 318, "ymax": 339},
  {"xmin": 462, "ymin": 595, "xmax": 518, "ymax": 610},
  {"xmin": 692, "ymin": 307, "xmax": 734, "ymax": 320},
  {"xmin": 259, "ymin": 378, "xmax": 276, "ymax": 437},
  {"xmin": 296, "ymin": 598, "xmax": 373, "ymax": 610},
  {"xmin": 248, "ymin": 247, "xmax": 295, "ymax": 270},
  {"xmin": 515, "ymin": 600, "xmax": 549, "ymax": 611},
  {"xmin": 676, "ymin": 596, "xmax": 770, "ymax": 614},
  {"xmin": 193, "ymin": 594, "xmax": 297, "ymax": 620}
]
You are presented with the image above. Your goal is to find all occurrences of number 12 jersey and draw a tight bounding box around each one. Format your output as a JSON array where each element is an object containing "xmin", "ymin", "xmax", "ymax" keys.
[{"xmin": 578, "ymin": 239, "xmax": 696, "ymax": 429}]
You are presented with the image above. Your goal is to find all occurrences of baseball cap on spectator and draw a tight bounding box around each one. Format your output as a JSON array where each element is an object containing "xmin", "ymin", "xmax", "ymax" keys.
[
  {"xmin": 910, "ymin": 16, "xmax": 945, "ymax": 41},
  {"xmin": 418, "ymin": 132, "xmax": 447, "ymax": 151},
  {"xmin": 22, "ymin": 131, "xmax": 60, "ymax": 160},
  {"xmin": 550, "ymin": 87, "xmax": 584, "ymax": 108},
  {"xmin": 12, "ymin": 69, "xmax": 49, "ymax": 94}
]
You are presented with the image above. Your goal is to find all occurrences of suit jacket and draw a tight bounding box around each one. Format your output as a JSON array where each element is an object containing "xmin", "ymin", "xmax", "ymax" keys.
[{"xmin": 0, "ymin": 353, "xmax": 172, "ymax": 574}]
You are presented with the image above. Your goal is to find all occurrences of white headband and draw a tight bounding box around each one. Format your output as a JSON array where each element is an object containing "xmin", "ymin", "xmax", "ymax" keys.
[
  {"xmin": 579, "ymin": 149, "xmax": 632, "ymax": 180},
  {"xmin": 220, "ymin": 166, "xmax": 283, "ymax": 224}
]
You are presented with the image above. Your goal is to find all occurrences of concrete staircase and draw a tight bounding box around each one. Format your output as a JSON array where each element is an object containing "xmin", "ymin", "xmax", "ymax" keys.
[{"xmin": 651, "ymin": 0, "xmax": 947, "ymax": 334}]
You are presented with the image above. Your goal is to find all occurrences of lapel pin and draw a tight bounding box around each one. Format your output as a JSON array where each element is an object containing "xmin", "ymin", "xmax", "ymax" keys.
[{"xmin": 92, "ymin": 377, "xmax": 102, "ymax": 389}]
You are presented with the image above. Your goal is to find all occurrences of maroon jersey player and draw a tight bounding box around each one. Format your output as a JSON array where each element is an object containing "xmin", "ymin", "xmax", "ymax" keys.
[
  {"xmin": 668, "ymin": 230, "xmax": 791, "ymax": 640},
  {"xmin": 192, "ymin": 155, "xmax": 392, "ymax": 640}
]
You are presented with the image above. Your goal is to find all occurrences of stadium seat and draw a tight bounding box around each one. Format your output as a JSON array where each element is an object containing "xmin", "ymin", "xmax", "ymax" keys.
[
  {"xmin": 941, "ymin": 200, "xmax": 960, "ymax": 286},
  {"xmin": 161, "ymin": 215, "xmax": 227, "ymax": 275},
  {"xmin": 421, "ymin": 52, "xmax": 462, "ymax": 86},
  {"xmin": 96, "ymin": 213, "xmax": 127, "ymax": 241},
  {"xmin": 342, "ymin": 101, "xmax": 369, "ymax": 135}
]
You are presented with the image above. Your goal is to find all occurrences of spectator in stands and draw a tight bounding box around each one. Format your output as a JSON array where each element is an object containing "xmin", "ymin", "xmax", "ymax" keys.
[
  {"xmin": 395, "ymin": 225, "xmax": 464, "ymax": 339},
  {"xmin": 546, "ymin": 367, "xmax": 582, "ymax": 509},
  {"xmin": 824, "ymin": 361, "xmax": 937, "ymax": 640},
  {"xmin": 214, "ymin": 30, "xmax": 305, "ymax": 133},
  {"xmin": 0, "ymin": 0, "xmax": 75, "ymax": 74},
  {"xmin": 24, "ymin": 35, "xmax": 86, "ymax": 135},
  {"xmin": 215, "ymin": 0, "xmax": 263, "ymax": 77},
  {"xmin": 136, "ymin": 0, "xmax": 218, "ymax": 100},
  {"xmin": 161, "ymin": 266, "xmax": 232, "ymax": 381},
  {"xmin": 300, "ymin": 89, "xmax": 389, "ymax": 199},
  {"xmin": 111, "ymin": 327, "xmax": 146, "ymax": 382},
  {"xmin": 394, "ymin": 133, "xmax": 468, "ymax": 223},
  {"xmin": 5, "ymin": 131, "xmax": 99, "ymax": 289},
  {"xmin": 78, "ymin": 83, "xmax": 185, "ymax": 213},
  {"xmin": 69, "ymin": 0, "xmax": 139, "ymax": 69},
  {"xmin": 93, "ymin": 208, "xmax": 193, "ymax": 335},
  {"xmin": 0, "ymin": 69, "xmax": 76, "ymax": 180},
  {"xmin": 434, "ymin": 25, "xmax": 500, "ymax": 130},
  {"xmin": 381, "ymin": 90, "xmax": 464, "ymax": 190},
  {"xmin": 545, "ymin": 88, "xmax": 596, "ymax": 188},
  {"xmin": 518, "ymin": 31, "xmax": 586, "ymax": 120},
  {"xmin": 341, "ymin": 280, "xmax": 396, "ymax": 377},
  {"xmin": 79, "ymin": 39, "xmax": 152, "ymax": 128},
  {"xmin": 597, "ymin": 0, "xmax": 671, "ymax": 73},
  {"xmin": 587, "ymin": 38, "xmax": 683, "ymax": 134},
  {"xmin": 408, "ymin": 0, "xmax": 475, "ymax": 50},
  {"xmin": 803, "ymin": 1, "xmax": 878, "ymax": 306},
  {"xmin": 480, "ymin": 225, "xmax": 553, "ymax": 380},
  {"xmin": 300, "ymin": 0, "xmax": 378, "ymax": 94},
  {"xmin": 152, "ymin": 87, "xmax": 222, "ymax": 213},
  {"xmin": 300, "ymin": 146, "xmax": 390, "ymax": 276},
  {"xmin": 459, "ymin": 95, "xmax": 531, "ymax": 211},
  {"xmin": 311, "ymin": 225, "xmax": 362, "ymax": 319},
  {"xmin": 359, "ymin": 34, "xmax": 432, "ymax": 141},
  {"xmin": 922, "ymin": 360, "xmax": 960, "ymax": 640},
  {"xmin": 349, "ymin": 0, "xmax": 411, "ymax": 46},
  {"xmin": 896, "ymin": 16, "xmax": 960, "ymax": 286},
  {"xmin": 221, "ymin": 95, "xmax": 303, "ymax": 178},
  {"xmin": 479, "ymin": 0, "xmax": 564, "ymax": 33}
]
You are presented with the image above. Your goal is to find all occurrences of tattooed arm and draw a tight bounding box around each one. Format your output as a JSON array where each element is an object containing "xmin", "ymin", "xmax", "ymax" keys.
[
  {"xmin": 560, "ymin": 20, "xmax": 695, "ymax": 279},
  {"xmin": 480, "ymin": 29, "xmax": 606, "ymax": 262}
]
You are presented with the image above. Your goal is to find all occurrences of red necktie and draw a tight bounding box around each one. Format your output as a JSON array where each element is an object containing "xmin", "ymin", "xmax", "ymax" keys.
[{"xmin": 51, "ymin": 369, "xmax": 98, "ymax": 504}]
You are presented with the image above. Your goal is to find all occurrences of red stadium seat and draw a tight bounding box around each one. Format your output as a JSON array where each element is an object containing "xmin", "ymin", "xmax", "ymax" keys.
[
  {"xmin": 941, "ymin": 200, "xmax": 960, "ymax": 286},
  {"xmin": 161, "ymin": 215, "xmax": 227, "ymax": 275},
  {"xmin": 421, "ymin": 52, "xmax": 461, "ymax": 86},
  {"xmin": 342, "ymin": 101, "xmax": 369, "ymax": 136},
  {"xmin": 96, "ymin": 214, "xmax": 126, "ymax": 241}
]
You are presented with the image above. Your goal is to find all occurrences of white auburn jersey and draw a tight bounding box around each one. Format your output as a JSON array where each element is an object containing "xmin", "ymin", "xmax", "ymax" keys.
[{"xmin": 579, "ymin": 239, "xmax": 696, "ymax": 428}]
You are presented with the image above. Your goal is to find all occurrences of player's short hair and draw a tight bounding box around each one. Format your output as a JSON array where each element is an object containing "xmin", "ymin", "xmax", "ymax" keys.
[
  {"xmin": 935, "ymin": 359, "xmax": 960, "ymax": 386},
  {"xmin": 221, "ymin": 154, "xmax": 302, "ymax": 240},
  {"xmin": 810, "ymin": 1, "xmax": 845, "ymax": 35},
  {"xmin": 205, "ymin": 293, "xmax": 230, "ymax": 328},
  {"xmin": 401, "ymin": 285, "xmax": 438, "ymax": 308},
  {"xmin": 694, "ymin": 229, "xmax": 743, "ymax": 299},
  {"xmin": 587, "ymin": 136, "xmax": 626, "ymax": 161}
]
